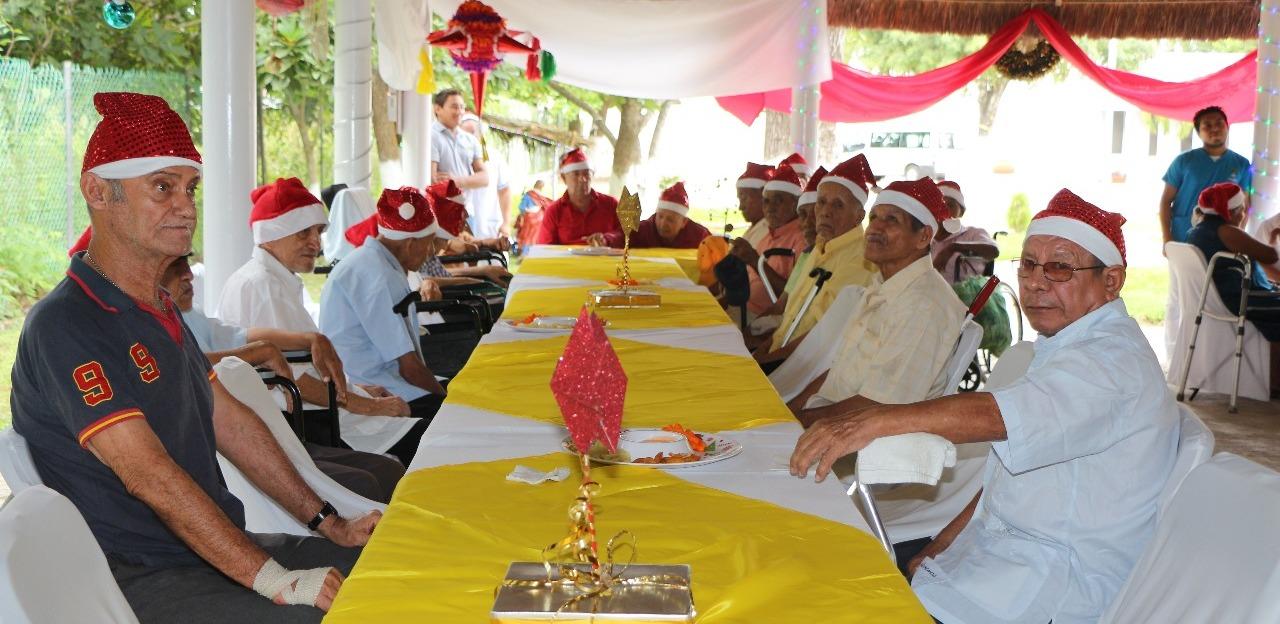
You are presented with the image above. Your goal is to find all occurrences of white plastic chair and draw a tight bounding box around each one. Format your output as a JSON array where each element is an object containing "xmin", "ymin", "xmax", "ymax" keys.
[
  {"xmin": 1156, "ymin": 404, "xmax": 1215, "ymax": 518},
  {"xmin": 321, "ymin": 187, "xmax": 375, "ymax": 262},
  {"xmin": 1166, "ymin": 242, "xmax": 1270, "ymax": 411},
  {"xmin": 0, "ymin": 486, "xmax": 139, "ymax": 624},
  {"xmin": 0, "ymin": 429, "xmax": 42, "ymax": 494},
  {"xmin": 1100, "ymin": 453, "xmax": 1280, "ymax": 623},
  {"xmin": 768, "ymin": 285, "xmax": 866, "ymax": 402},
  {"xmin": 213, "ymin": 358, "xmax": 385, "ymax": 536},
  {"xmin": 875, "ymin": 341, "xmax": 1034, "ymax": 545}
]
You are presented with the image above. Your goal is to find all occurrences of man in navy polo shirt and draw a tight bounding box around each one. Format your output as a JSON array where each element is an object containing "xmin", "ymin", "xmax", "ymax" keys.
[{"xmin": 11, "ymin": 92, "xmax": 375, "ymax": 622}]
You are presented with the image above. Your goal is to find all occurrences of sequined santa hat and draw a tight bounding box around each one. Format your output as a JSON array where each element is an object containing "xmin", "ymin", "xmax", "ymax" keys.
[
  {"xmin": 377, "ymin": 186, "xmax": 454, "ymax": 240},
  {"xmin": 779, "ymin": 152, "xmax": 811, "ymax": 176},
  {"xmin": 871, "ymin": 178, "xmax": 949, "ymax": 233},
  {"xmin": 558, "ymin": 148, "xmax": 591, "ymax": 174},
  {"xmin": 936, "ymin": 180, "xmax": 966, "ymax": 234},
  {"xmin": 1026, "ymin": 189, "xmax": 1126, "ymax": 266},
  {"xmin": 425, "ymin": 180, "xmax": 470, "ymax": 237},
  {"xmin": 797, "ymin": 167, "xmax": 828, "ymax": 208},
  {"xmin": 819, "ymin": 154, "xmax": 875, "ymax": 206},
  {"xmin": 762, "ymin": 164, "xmax": 803, "ymax": 196},
  {"xmin": 735, "ymin": 162, "xmax": 774, "ymax": 190},
  {"xmin": 249, "ymin": 178, "xmax": 329, "ymax": 245},
  {"xmin": 656, "ymin": 181, "xmax": 690, "ymax": 216},
  {"xmin": 1196, "ymin": 182, "xmax": 1247, "ymax": 220},
  {"xmin": 82, "ymin": 92, "xmax": 202, "ymax": 178}
]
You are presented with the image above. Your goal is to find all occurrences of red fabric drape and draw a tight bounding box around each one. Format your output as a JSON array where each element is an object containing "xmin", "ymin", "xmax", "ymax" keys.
[{"xmin": 717, "ymin": 9, "xmax": 1256, "ymax": 125}]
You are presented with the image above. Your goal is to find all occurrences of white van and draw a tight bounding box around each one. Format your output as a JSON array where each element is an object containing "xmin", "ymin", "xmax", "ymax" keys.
[{"xmin": 839, "ymin": 129, "xmax": 963, "ymax": 181}]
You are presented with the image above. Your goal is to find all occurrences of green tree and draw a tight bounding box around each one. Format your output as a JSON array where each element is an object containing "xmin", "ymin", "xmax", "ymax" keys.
[{"xmin": 257, "ymin": 10, "xmax": 332, "ymax": 188}]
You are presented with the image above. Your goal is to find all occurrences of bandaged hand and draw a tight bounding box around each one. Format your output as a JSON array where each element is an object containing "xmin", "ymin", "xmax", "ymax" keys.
[{"xmin": 253, "ymin": 558, "xmax": 343, "ymax": 611}]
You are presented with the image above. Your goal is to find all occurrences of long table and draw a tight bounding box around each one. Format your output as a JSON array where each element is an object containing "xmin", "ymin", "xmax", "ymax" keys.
[{"xmin": 325, "ymin": 246, "xmax": 930, "ymax": 623}]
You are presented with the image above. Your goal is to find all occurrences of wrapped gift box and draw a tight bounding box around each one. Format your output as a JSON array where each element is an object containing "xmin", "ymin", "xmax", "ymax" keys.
[
  {"xmin": 491, "ymin": 562, "xmax": 694, "ymax": 623},
  {"xmin": 590, "ymin": 288, "xmax": 662, "ymax": 309}
]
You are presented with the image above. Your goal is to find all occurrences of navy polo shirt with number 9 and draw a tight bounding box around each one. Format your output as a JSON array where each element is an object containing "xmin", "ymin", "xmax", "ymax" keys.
[{"xmin": 11, "ymin": 254, "xmax": 245, "ymax": 568}]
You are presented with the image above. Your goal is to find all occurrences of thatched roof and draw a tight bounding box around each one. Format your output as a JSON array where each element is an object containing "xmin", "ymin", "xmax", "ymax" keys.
[{"xmin": 829, "ymin": 1, "xmax": 1258, "ymax": 40}]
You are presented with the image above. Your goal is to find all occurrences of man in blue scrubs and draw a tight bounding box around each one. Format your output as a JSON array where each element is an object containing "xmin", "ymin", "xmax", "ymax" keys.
[{"xmin": 1160, "ymin": 105, "xmax": 1253, "ymax": 245}]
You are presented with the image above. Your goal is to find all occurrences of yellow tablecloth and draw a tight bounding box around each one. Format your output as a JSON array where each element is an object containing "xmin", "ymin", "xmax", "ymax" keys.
[
  {"xmin": 501, "ymin": 286, "xmax": 732, "ymax": 330},
  {"xmin": 326, "ymin": 453, "xmax": 931, "ymax": 623},
  {"xmin": 447, "ymin": 336, "xmax": 794, "ymax": 432},
  {"xmin": 517, "ymin": 256, "xmax": 687, "ymax": 283},
  {"xmin": 532, "ymin": 245, "xmax": 701, "ymax": 282}
]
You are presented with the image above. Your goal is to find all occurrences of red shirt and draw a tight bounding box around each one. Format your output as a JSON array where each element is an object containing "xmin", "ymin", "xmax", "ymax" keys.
[
  {"xmin": 534, "ymin": 190, "xmax": 621, "ymax": 245},
  {"xmin": 605, "ymin": 214, "xmax": 712, "ymax": 249}
]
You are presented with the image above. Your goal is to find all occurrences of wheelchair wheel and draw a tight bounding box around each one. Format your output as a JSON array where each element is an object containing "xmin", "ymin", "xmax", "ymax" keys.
[
  {"xmin": 958, "ymin": 359, "xmax": 983, "ymax": 393},
  {"xmin": 998, "ymin": 282, "xmax": 1024, "ymax": 342}
]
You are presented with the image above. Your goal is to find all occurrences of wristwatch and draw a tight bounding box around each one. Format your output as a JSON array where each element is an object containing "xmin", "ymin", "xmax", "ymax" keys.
[{"xmin": 307, "ymin": 500, "xmax": 337, "ymax": 531}]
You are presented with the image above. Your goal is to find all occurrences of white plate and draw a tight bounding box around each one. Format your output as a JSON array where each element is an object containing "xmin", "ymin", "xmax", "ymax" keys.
[
  {"xmin": 569, "ymin": 246, "xmax": 624, "ymax": 256},
  {"xmin": 499, "ymin": 315, "xmax": 588, "ymax": 332},
  {"xmin": 561, "ymin": 429, "xmax": 742, "ymax": 469}
]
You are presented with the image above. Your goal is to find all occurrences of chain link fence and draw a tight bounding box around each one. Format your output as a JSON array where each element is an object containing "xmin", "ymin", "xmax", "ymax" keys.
[{"xmin": 0, "ymin": 58, "xmax": 193, "ymax": 247}]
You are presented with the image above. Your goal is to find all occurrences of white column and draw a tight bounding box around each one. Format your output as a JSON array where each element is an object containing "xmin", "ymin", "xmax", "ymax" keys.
[
  {"xmin": 789, "ymin": 84, "xmax": 821, "ymax": 165},
  {"xmin": 1252, "ymin": 4, "xmax": 1280, "ymax": 231},
  {"xmin": 401, "ymin": 90, "xmax": 432, "ymax": 188},
  {"xmin": 200, "ymin": 0, "xmax": 256, "ymax": 310},
  {"xmin": 334, "ymin": 0, "xmax": 373, "ymax": 190}
]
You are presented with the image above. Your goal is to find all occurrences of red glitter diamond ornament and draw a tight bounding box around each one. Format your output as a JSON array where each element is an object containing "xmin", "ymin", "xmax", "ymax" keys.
[{"xmin": 551, "ymin": 306, "xmax": 626, "ymax": 454}]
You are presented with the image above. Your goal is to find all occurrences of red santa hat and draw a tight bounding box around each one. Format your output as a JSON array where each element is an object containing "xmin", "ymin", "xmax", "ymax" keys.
[
  {"xmin": 1026, "ymin": 189, "xmax": 1126, "ymax": 267},
  {"xmin": 779, "ymin": 152, "xmax": 811, "ymax": 176},
  {"xmin": 82, "ymin": 92, "xmax": 202, "ymax": 179},
  {"xmin": 68, "ymin": 226, "xmax": 92, "ymax": 257},
  {"xmin": 871, "ymin": 178, "xmax": 949, "ymax": 233},
  {"xmin": 735, "ymin": 162, "xmax": 773, "ymax": 190},
  {"xmin": 819, "ymin": 154, "xmax": 875, "ymax": 206},
  {"xmin": 1196, "ymin": 182, "xmax": 1247, "ymax": 220},
  {"xmin": 425, "ymin": 180, "xmax": 469, "ymax": 236},
  {"xmin": 656, "ymin": 181, "xmax": 690, "ymax": 217},
  {"xmin": 345, "ymin": 215, "xmax": 377, "ymax": 248},
  {"xmin": 558, "ymin": 148, "xmax": 591, "ymax": 174},
  {"xmin": 798, "ymin": 167, "xmax": 828, "ymax": 208},
  {"xmin": 249, "ymin": 178, "xmax": 329, "ymax": 245},
  {"xmin": 762, "ymin": 164, "xmax": 803, "ymax": 196},
  {"xmin": 377, "ymin": 186, "xmax": 453, "ymax": 240},
  {"xmin": 937, "ymin": 180, "xmax": 965, "ymax": 210}
]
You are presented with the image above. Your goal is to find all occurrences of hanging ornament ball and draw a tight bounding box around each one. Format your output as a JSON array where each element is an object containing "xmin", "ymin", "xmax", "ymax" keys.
[
  {"xmin": 102, "ymin": 0, "xmax": 136, "ymax": 30},
  {"xmin": 995, "ymin": 39, "xmax": 1060, "ymax": 81}
]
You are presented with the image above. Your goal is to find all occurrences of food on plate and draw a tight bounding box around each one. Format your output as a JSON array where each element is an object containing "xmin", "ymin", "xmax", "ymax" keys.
[
  {"xmin": 632, "ymin": 452, "xmax": 701, "ymax": 465},
  {"xmin": 511, "ymin": 313, "xmax": 542, "ymax": 326},
  {"xmin": 662, "ymin": 423, "xmax": 712, "ymax": 454}
]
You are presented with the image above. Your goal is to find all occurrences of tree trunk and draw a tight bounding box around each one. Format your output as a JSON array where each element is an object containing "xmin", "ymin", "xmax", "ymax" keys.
[
  {"xmin": 648, "ymin": 100, "xmax": 674, "ymax": 159},
  {"xmin": 976, "ymin": 74, "xmax": 1009, "ymax": 137},
  {"xmin": 371, "ymin": 72, "xmax": 401, "ymax": 162},
  {"xmin": 287, "ymin": 102, "xmax": 319, "ymax": 188},
  {"xmin": 610, "ymin": 98, "xmax": 645, "ymax": 195},
  {"xmin": 764, "ymin": 110, "xmax": 790, "ymax": 161}
]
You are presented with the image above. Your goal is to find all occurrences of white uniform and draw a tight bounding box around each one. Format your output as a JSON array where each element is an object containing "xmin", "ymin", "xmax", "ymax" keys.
[{"xmin": 216, "ymin": 247, "xmax": 418, "ymax": 455}]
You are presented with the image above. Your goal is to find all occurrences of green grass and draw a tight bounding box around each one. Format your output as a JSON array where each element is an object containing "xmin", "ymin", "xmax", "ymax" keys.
[{"xmin": 0, "ymin": 318, "xmax": 23, "ymax": 430}]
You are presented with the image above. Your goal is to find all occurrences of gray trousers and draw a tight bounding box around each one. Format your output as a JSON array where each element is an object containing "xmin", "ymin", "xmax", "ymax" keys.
[{"xmin": 109, "ymin": 533, "xmax": 361, "ymax": 624}]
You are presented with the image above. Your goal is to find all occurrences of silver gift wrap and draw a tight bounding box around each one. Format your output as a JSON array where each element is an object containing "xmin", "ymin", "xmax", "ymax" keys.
[{"xmin": 491, "ymin": 562, "xmax": 694, "ymax": 622}]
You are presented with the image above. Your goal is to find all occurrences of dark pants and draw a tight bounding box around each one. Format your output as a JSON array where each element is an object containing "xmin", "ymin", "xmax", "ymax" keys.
[
  {"xmin": 894, "ymin": 538, "xmax": 948, "ymax": 624},
  {"xmin": 384, "ymin": 417, "xmax": 431, "ymax": 468},
  {"xmin": 305, "ymin": 442, "xmax": 404, "ymax": 504},
  {"xmin": 110, "ymin": 533, "xmax": 360, "ymax": 624}
]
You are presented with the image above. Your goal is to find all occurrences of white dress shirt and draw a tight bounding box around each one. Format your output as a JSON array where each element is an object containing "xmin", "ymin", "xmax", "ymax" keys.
[{"xmin": 913, "ymin": 299, "xmax": 1180, "ymax": 624}]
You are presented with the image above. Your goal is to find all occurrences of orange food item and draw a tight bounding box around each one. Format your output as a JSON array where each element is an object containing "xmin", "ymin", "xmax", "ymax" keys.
[
  {"xmin": 633, "ymin": 452, "xmax": 701, "ymax": 465},
  {"xmin": 515, "ymin": 313, "xmax": 540, "ymax": 326},
  {"xmin": 662, "ymin": 424, "xmax": 705, "ymax": 453}
]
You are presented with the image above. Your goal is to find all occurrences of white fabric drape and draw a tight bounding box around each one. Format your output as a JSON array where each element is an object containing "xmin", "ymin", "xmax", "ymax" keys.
[
  {"xmin": 374, "ymin": 0, "xmax": 431, "ymax": 92},
  {"xmin": 425, "ymin": 0, "xmax": 832, "ymax": 98}
]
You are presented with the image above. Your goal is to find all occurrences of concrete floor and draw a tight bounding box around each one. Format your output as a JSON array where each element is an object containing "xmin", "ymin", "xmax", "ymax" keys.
[{"xmin": 1182, "ymin": 392, "xmax": 1280, "ymax": 472}]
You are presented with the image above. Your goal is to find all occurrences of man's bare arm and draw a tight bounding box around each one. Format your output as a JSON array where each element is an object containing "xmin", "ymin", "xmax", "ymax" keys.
[
  {"xmin": 907, "ymin": 490, "xmax": 982, "ymax": 578},
  {"xmin": 1159, "ymin": 183, "xmax": 1178, "ymax": 245},
  {"xmin": 397, "ymin": 352, "xmax": 447, "ymax": 396}
]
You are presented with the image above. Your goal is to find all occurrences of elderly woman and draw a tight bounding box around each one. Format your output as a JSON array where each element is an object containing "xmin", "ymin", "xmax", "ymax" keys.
[{"xmin": 1185, "ymin": 182, "xmax": 1280, "ymax": 341}]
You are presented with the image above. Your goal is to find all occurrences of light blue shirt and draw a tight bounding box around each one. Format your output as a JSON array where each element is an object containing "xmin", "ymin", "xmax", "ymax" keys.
[
  {"xmin": 318, "ymin": 239, "xmax": 427, "ymax": 402},
  {"xmin": 432, "ymin": 121, "xmax": 480, "ymax": 180},
  {"xmin": 182, "ymin": 307, "xmax": 247, "ymax": 353},
  {"xmin": 913, "ymin": 299, "xmax": 1180, "ymax": 624},
  {"xmin": 1162, "ymin": 147, "xmax": 1252, "ymax": 242}
]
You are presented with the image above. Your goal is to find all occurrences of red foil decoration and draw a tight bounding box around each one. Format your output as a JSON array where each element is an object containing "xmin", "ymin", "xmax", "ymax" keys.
[
  {"xmin": 256, "ymin": 0, "xmax": 305, "ymax": 17},
  {"xmin": 426, "ymin": 0, "xmax": 535, "ymax": 115},
  {"xmin": 551, "ymin": 306, "xmax": 626, "ymax": 454}
]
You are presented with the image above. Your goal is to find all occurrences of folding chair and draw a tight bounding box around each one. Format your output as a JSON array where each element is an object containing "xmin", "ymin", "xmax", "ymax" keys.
[
  {"xmin": 393, "ymin": 291, "xmax": 485, "ymax": 379},
  {"xmin": 256, "ymin": 369, "xmax": 306, "ymax": 441},
  {"xmin": 1169, "ymin": 242, "xmax": 1269, "ymax": 412},
  {"xmin": 1100, "ymin": 453, "xmax": 1280, "ymax": 623},
  {"xmin": 0, "ymin": 428, "xmax": 42, "ymax": 495},
  {"xmin": 0, "ymin": 486, "xmax": 139, "ymax": 623}
]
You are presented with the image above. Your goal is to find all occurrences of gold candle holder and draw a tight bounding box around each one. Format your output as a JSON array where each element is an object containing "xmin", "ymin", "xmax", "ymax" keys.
[{"xmin": 592, "ymin": 187, "xmax": 661, "ymax": 308}]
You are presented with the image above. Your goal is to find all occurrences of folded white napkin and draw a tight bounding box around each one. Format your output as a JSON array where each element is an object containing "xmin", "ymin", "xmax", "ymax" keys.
[
  {"xmin": 855, "ymin": 433, "xmax": 956, "ymax": 487},
  {"xmin": 506, "ymin": 465, "xmax": 570, "ymax": 485}
]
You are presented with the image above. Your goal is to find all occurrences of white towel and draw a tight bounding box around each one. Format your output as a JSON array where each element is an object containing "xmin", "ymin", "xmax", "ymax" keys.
[{"xmin": 855, "ymin": 433, "xmax": 956, "ymax": 487}]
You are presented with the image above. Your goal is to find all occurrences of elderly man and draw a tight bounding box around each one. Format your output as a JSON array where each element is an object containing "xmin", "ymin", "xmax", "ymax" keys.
[
  {"xmin": 757, "ymin": 155, "xmax": 878, "ymax": 364},
  {"xmin": 218, "ymin": 178, "xmax": 426, "ymax": 468},
  {"xmin": 535, "ymin": 148, "xmax": 621, "ymax": 245},
  {"xmin": 791, "ymin": 190, "xmax": 1180, "ymax": 624},
  {"xmin": 730, "ymin": 164, "xmax": 811, "ymax": 318},
  {"xmin": 320, "ymin": 187, "xmax": 450, "ymax": 427},
  {"xmin": 931, "ymin": 180, "xmax": 999, "ymax": 285},
  {"xmin": 778, "ymin": 152, "xmax": 812, "ymax": 187},
  {"xmin": 735, "ymin": 162, "xmax": 773, "ymax": 247},
  {"xmin": 12, "ymin": 92, "xmax": 375, "ymax": 622},
  {"xmin": 161, "ymin": 256, "xmax": 409, "ymax": 502},
  {"xmin": 431, "ymin": 88, "xmax": 488, "ymax": 192},
  {"xmin": 788, "ymin": 178, "xmax": 964, "ymax": 426},
  {"xmin": 600, "ymin": 181, "xmax": 711, "ymax": 249}
]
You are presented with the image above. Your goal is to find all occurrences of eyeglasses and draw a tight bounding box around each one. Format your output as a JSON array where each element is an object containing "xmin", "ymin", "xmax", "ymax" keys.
[{"xmin": 1013, "ymin": 258, "xmax": 1105, "ymax": 282}]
